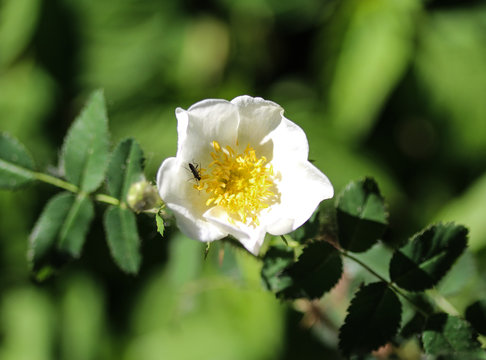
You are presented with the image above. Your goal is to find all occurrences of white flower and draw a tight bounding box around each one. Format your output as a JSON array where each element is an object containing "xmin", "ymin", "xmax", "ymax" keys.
[{"xmin": 157, "ymin": 96, "xmax": 333, "ymax": 255}]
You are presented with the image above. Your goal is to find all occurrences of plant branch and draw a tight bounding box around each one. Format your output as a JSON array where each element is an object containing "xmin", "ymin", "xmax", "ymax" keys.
[
  {"xmin": 35, "ymin": 171, "xmax": 120, "ymax": 206},
  {"xmin": 340, "ymin": 250, "xmax": 430, "ymax": 318},
  {"xmin": 34, "ymin": 171, "xmax": 79, "ymax": 193}
]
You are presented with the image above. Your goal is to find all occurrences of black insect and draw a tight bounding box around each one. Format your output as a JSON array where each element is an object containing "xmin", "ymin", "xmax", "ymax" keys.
[{"xmin": 188, "ymin": 162, "xmax": 202, "ymax": 181}]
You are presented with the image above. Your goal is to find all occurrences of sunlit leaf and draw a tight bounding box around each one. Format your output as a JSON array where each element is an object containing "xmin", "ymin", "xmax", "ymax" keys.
[
  {"xmin": 28, "ymin": 192, "xmax": 94, "ymax": 273},
  {"xmin": 0, "ymin": 132, "xmax": 35, "ymax": 189},
  {"xmin": 465, "ymin": 300, "xmax": 486, "ymax": 336},
  {"xmin": 336, "ymin": 178, "xmax": 388, "ymax": 252},
  {"xmin": 389, "ymin": 223, "xmax": 467, "ymax": 291},
  {"xmin": 422, "ymin": 313, "xmax": 485, "ymax": 359},
  {"xmin": 338, "ymin": 282, "xmax": 402, "ymax": 356},
  {"xmin": 156, "ymin": 213, "xmax": 165, "ymax": 237},
  {"xmin": 106, "ymin": 138, "xmax": 144, "ymax": 201},
  {"xmin": 103, "ymin": 206, "xmax": 141, "ymax": 274},
  {"xmin": 61, "ymin": 90, "xmax": 109, "ymax": 193}
]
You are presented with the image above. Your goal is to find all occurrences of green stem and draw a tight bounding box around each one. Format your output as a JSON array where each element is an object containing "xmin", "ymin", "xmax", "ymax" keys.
[
  {"xmin": 34, "ymin": 171, "xmax": 79, "ymax": 192},
  {"xmin": 94, "ymin": 193, "xmax": 120, "ymax": 206},
  {"xmin": 34, "ymin": 171, "xmax": 120, "ymax": 206},
  {"xmin": 340, "ymin": 250, "xmax": 430, "ymax": 318},
  {"xmin": 427, "ymin": 288, "xmax": 460, "ymax": 317}
]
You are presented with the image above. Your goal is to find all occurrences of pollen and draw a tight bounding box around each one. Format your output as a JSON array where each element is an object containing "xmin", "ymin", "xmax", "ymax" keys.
[{"xmin": 196, "ymin": 141, "xmax": 278, "ymax": 225}]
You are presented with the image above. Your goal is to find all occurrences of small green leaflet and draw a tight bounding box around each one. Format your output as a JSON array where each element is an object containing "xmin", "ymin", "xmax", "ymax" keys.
[
  {"xmin": 28, "ymin": 192, "xmax": 94, "ymax": 273},
  {"xmin": 156, "ymin": 212, "xmax": 165, "ymax": 237},
  {"xmin": 106, "ymin": 138, "xmax": 144, "ymax": 202},
  {"xmin": 338, "ymin": 282, "xmax": 402, "ymax": 357},
  {"xmin": 422, "ymin": 313, "xmax": 486, "ymax": 359},
  {"xmin": 104, "ymin": 206, "xmax": 141, "ymax": 274},
  {"xmin": 61, "ymin": 89, "xmax": 110, "ymax": 193},
  {"xmin": 0, "ymin": 132, "xmax": 35, "ymax": 189},
  {"xmin": 336, "ymin": 178, "xmax": 388, "ymax": 253},
  {"xmin": 389, "ymin": 223, "xmax": 468, "ymax": 291}
]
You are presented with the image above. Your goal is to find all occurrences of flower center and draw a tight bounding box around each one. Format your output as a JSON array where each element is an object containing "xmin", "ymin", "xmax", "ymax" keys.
[{"xmin": 196, "ymin": 141, "xmax": 278, "ymax": 225}]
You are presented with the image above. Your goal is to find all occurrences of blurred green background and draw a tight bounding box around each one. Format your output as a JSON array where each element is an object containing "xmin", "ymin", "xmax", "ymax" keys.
[{"xmin": 1, "ymin": 0, "xmax": 486, "ymax": 358}]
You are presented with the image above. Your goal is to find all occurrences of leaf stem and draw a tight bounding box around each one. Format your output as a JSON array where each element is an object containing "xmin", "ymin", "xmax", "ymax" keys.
[
  {"xmin": 34, "ymin": 171, "xmax": 79, "ymax": 192},
  {"xmin": 34, "ymin": 171, "xmax": 120, "ymax": 206},
  {"xmin": 94, "ymin": 194, "xmax": 120, "ymax": 206},
  {"xmin": 340, "ymin": 250, "xmax": 429, "ymax": 318}
]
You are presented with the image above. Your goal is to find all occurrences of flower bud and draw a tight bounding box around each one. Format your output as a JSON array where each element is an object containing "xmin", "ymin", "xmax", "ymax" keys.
[{"xmin": 127, "ymin": 180, "xmax": 161, "ymax": 212}]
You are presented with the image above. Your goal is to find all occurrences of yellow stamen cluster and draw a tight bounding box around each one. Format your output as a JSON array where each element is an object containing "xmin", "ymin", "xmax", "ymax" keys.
[{"xmin": 196, "ymin": 141, "xmax": 278, "ymax": 225}]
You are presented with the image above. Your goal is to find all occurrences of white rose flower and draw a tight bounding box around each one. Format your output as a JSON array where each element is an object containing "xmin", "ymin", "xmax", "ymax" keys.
[{"xmin": 157, "ymin": 96, "xmax": 333, "ymax": 255}]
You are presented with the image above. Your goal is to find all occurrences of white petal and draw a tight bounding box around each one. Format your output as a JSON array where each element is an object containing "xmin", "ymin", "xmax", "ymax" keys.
[
  {"xmin": 157, "ymin": 157, "xmax": 226, "ymax": 241},
  {"xmin": 176, "ymin": 99, "xmax": 239, "ymax": 166},
  {"xmin": 266, "ymin": 161, "xmax": 334, "ymax": 235},
  {"xmin": 231, "ymin": 95, "xmax": 284, "ymax": 156},
  {"xmin": 265, "ymin": 114, "xmax": 309, "ymax": 168},
  {"xmin": 204, "ymin": 206, "xmax": 267, "ymax": 255}
]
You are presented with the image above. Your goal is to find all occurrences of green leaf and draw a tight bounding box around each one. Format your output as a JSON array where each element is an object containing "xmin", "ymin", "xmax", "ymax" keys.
[
  {"xmin": 61, "ymin": 90, "xmax": 110, "ymax": 193},
  {"xmin": 422, "ymin": 313, "xmax": 485, "ymax": 359},
  {"xmin": 155, "ymin": 212, "xmax": 165, "ymax": 237},
  {"xmin": 338, "ymin": 282, "xmax": 402, "ymax": 357},
  {"xmin": 104, "ymin": 206, "xmax": 141, "ymax": 274},
  {"xmin": 336, "ymin": 178, "xmax": 388, "ymax": 252},
  {"xmin": 389, "ymin": 223, "xmax": 468, "ymax": 291},
  {"xmin": 106, "ymin": 138, "xmax": 144, "ymax": 201},
  {"xmin": 466, "ymin": 300, "xmax": 486, "ymax": 336},
  {"xmin": 281, "ymin": 242, "xmax": 342, "ymax": 300},
  {"xmin": 28, "ymin": 192, "xmax": 94, "ymax": 273},
  {"xmin": 261, "ymin": 245, "xmax": 295, "ymax": 294},
  {"xmin": 0, "ymin": 132, "xmax": 35, "ymax": 189}
]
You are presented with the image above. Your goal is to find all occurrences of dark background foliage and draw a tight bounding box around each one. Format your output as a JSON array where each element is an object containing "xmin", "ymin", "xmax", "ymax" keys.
[{"xmin": 1, "ymin": 0, "xmax": 486, "ymax": 358}]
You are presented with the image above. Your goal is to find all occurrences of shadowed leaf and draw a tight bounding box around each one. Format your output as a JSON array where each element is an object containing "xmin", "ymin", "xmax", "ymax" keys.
[
  {"xmin": 336, "ymin": 178, "xmax": 388, "ymax": 252},
  {"xmin": 339, "ymin": 282, "xmax": 401, "ymax": 356},
  {"xmin": 261, "ymin": 245, "xmax": 295, "ymax": 294},
  {"xmin": 281, "ymin": 241, "xmax": 342, "ymax": 299},
  {"xmin": 466, "ymin": 300, "xmax": 486, "ymax": 336},
  {"xmin": 389, "ymin": 223, "xmax": 468, "ymax": 291}
]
